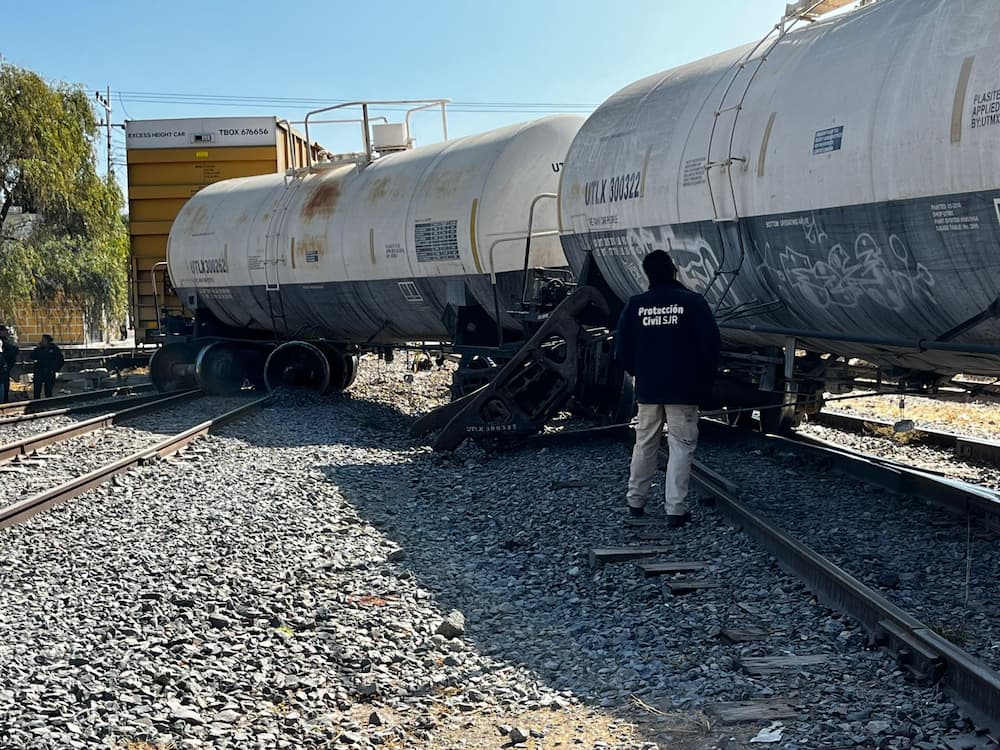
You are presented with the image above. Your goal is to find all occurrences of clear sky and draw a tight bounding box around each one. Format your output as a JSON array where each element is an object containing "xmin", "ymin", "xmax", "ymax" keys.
[{"xmin": 0, "ymin": 0, "xmax": 860, "ymax": 195}]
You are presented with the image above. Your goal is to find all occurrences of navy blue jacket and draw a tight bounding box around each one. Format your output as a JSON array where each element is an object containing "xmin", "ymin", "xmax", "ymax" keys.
[{"xmin": 614, "ymin": 281, "xmax": 721, "ymax": 405}]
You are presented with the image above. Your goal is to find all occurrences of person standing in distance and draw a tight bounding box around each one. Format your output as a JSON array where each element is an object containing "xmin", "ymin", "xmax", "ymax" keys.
[
  {"xmin": 614, "ymin": 250, "xmax": 721, "ymax": 528},
  {"xmin": 0, "ymin": 326, "xmax": 19, "ymax": 403},
  {"xmin": 31, "ymin": 334, "xmax": 64, "ymax": 399}
]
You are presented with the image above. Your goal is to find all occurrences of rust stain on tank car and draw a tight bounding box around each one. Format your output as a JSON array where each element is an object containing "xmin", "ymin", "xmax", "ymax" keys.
[
  {"xmin": 303, "ymin": 179, "xmax": 342, "ymax": 220},
  {"xmin": 367, "ymin": 176, "xmax": 392, "ymax": 203},
  {"xmin": 187, "ymin": 204, "xmax": 210, "ymax": 233},
  {"xmin": 297, "ymin": 234, "xmax": 328, "ymax": 262},
  {"xmin": 428, "ymin": 170, "xmax": 464, "ymax": 199}
]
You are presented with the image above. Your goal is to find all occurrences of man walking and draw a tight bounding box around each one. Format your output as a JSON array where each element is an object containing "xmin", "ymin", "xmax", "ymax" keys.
[
  {"xmin": 615, "ymin": 250, "xmax": 721, "ymax": 528},
  {"xmin": 31, "ymin": 334, "xmax": 64, "ymax": 399},
  {"xmin": 0, "ymin": 326, "xmax": 19, "ymax": 403}
]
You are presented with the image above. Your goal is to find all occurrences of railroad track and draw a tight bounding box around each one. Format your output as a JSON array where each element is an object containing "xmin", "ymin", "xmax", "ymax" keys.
[
  {"xmin": 0, "ymin": 389, "xmax": 200, "ymax": 464},
  {"xmin": 0, "ymin": 382, "xmax": 155, "ymax": 418},
  {"xmin": 0, "ymin": 390, "xmax": 176, "ymax": 430},
  {"xmin": 0, "ymin": 394, "xmax": 270, "ymax": 528},
  {"xmin": 527, "ymin": 414, "xmax": 1000, "ymax": 738},
  {"xmin": 808, "ymin": 410, "xmax": 1000, "ymax": 466},
  {"xmin": 679, "ymin": 424, "xmax": 1000, "ymax": 738}
]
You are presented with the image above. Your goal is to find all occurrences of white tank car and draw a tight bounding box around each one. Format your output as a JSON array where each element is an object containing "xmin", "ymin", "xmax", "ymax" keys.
[
  {"xmin": 158, "ymin": 115, "xmax": 582, "ymax": 393},
  {"xmin": 560, "ymin": 0, "xmax": 1000, "ymax": 378}
]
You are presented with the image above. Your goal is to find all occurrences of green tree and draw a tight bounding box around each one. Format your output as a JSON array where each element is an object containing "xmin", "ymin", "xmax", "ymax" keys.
[{"xmin": 0, "ymin": 63, "xmax": 128, "ymax": 324}]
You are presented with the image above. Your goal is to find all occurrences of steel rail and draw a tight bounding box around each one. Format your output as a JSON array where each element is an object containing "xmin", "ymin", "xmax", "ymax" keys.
[
  {"xmin": 698, "ymin": 418, "xmax": 1000, "ymax": 526},
  {"xmin": 682, "ymin": 453, "xmax": 1000, "ymax": 731},
  {"xmin": 0, "ymin": 395, "xmax": 270, "ymax": 529},
  {"xmin": 809, "ymin": 410, "xmax": 1000, "ymax": 466},
  {"xmin": 0, "ymin": 390, "xmax": 201, "ymax": 464},
  {"xmin": 0, "ymin": 390, "xmax": 184, "ymax": 426},
  {"xmin": 0, "ymin": 383, "xmax": 155, "ymax": 417},
  {"xmin": 775, "ymin": 430, "xmax": 1000, "ymax": 526}
]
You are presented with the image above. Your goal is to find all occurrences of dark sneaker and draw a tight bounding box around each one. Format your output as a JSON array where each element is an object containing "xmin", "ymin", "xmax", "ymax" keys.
[
  {"xmin": 628, "ymin": 505, "xmax": 646, "ymax": 518},
  {"xmin": 667, "ymin": 512, "xmax": 691, "ymax": 529}
]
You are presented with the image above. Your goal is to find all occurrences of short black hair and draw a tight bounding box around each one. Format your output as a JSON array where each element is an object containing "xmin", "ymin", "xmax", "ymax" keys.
[
  {"xmin": 41, "ymin": 334, "xmax": 53, "ymax": 343},
  {"xmin": 641, "ymin": 250, "xmax": 677, "ymax": 287}
]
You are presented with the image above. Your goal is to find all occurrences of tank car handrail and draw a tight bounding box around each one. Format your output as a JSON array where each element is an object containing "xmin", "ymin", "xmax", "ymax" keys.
[
  {"xmin": 487, "ymin": 232, "xmax": 560, "ymax": 285},
  {"xmin": 404, "ymin": 102, "xmax": 449, "ymax": 144},
  {"xmin": 304, "ymin": 99, "xmax": 451, "ymax": 170},
  {"xmin": 284, "ymin": 117, "xmax": 389, "ymax": 175},
  {"xmin": 520, "ymin": 193, "xmax": 558, "ymax": 306},
  {"xmin": 276, "ymin": 119, "xmax": 296, "ymax": 171},
  {"xmin": 487, "ymin": 229, "xmax": 560, "ymax": 346}
]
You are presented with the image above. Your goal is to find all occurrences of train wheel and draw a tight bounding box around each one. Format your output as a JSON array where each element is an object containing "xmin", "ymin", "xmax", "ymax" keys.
[
  {"xmin": 339, "ymin": 352, "xmax": 360, "ymax": 391},
  {"xmin": 317, "ymin": 344, "xmax": 359, "ymax": 393},
  {"xmin": 264, "ymin": 341, "xmax": 332, "ymax": 393},
  {"xmin": 149, "ymin": 342, "xmax": 200, "ymax": 391},
  {"xmin": 195, "ymin": 342, "xmax": 264, "ymax": 395}
]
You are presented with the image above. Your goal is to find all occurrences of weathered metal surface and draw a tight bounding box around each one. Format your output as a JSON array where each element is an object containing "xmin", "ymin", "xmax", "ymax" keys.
[
  {"xmin": 168, "ymin": 116, "xmax": 582, "ymax": 343},
  {"xmin": 560, "ymin": 0, "xmax": 1000, "ymax": 377}
]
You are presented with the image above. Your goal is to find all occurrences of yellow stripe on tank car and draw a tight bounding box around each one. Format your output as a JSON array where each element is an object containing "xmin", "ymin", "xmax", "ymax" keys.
[
  {"xmin": 952, "ymin": 57, "xmax": 975, "ymax": 144},
  {"xmin": 469, "ymin": 199, "xmax": 483, "ymax": 274},
  {"xmin": 639, "ymin": 146, "xmax": 652, "ymax": 198}
]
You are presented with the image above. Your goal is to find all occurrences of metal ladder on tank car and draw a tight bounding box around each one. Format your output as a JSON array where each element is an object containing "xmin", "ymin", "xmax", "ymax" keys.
[
  {"xmin": 703, "ymin": 0, "xmax": 848, "ymax": 314},
  {"xmin": 262, "ymin": 176, "xmax": 300, "ymax": 341}
]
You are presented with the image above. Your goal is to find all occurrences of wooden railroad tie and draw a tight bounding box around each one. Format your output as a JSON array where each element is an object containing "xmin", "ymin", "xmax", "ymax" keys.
[
  {"xmin": 623, "ymin": 516, "xmax": 667, "ymax": 527},
  {"xmin": 718, "ymin": 627, "xmax": 773, "ymax": 643},
  {"xmin": 705, "ymin": 700, "xmax": 801, "ymax": 725},
  {"xmin": 636, "ymin": 560, "xmax": 710, "ymax": 578},
  {"xmin": 589, "ymin": 546, "xmax": 674, "ymax": 568},
  {"xmin": 740, "ymin": 655, "xmax": 829, "ymax": 675},
  {"xmin": 662, "ymin": 579, "xmax": 722, "ymax": 595}
]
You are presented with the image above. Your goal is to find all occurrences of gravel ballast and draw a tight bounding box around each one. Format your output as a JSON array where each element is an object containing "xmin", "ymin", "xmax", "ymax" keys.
[{"xmin": 0, "ymin": 357, "xmax": 984, "ymax": 749}]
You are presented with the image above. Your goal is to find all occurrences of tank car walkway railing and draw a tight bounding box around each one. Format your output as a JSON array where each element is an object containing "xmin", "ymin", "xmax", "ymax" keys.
[{"xmin": 302, "ymin": 100, "xmax": 451, "ymax": 170}]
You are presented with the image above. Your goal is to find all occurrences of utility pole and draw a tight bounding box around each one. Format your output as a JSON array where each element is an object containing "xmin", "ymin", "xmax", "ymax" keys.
[{"xmin": 95, "ymin": 87, "xmax": 113, "ymax": 182}]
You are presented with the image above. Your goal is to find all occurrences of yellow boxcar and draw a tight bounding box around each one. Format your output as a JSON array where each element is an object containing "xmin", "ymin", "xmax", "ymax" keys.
[{"xmin": 126, "ymin": 117, "xmax": 319, "ymax": 343}]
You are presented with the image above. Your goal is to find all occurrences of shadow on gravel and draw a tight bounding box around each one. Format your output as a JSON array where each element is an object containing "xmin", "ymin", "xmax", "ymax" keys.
[{"xmin": 316, "ymin": 436, "xmax": 731, "ymax": 748}]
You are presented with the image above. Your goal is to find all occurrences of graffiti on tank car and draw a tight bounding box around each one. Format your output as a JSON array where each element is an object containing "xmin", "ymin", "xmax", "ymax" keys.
[
  {"xmin": 588, "ymin": 217, "xmax": 937, "ymax": 319},
  {"xmin": 622, "ymin": 225, "xmax": 723, "ymax": 299},
  {"xmin": 760, "ymin": 216, "xmax": 935, "ymax": 312}
]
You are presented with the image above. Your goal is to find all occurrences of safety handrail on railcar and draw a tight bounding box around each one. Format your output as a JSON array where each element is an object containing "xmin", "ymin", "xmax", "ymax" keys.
[{"xmin": 303, "ymin": 100, "xmax": 451, "ymax": 170}]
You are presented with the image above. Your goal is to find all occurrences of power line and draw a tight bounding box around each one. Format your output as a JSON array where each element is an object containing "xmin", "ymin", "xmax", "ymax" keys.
[
  {"xmin": 114, "ymin": 90, "xmax": 597, "ymax": 108},
  {"xmin": 107, "ymin": 89, "xmax": 596, "ymax": 114}
]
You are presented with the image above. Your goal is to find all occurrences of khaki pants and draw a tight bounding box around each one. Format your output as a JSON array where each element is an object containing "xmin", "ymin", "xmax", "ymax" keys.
[{"xmin": 627, "ymin": 403, "xmax": 699, "ymax": 516}]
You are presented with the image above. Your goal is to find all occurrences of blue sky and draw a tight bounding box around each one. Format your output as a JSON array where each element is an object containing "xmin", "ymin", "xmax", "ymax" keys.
[{"xmin": 1, "ymin": 1, "xmax": 854, "ymax": 194}]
